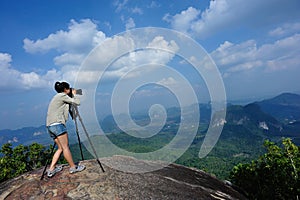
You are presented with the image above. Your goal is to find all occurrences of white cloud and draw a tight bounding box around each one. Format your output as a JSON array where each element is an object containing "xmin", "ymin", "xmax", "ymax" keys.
[
  {"xmin": 210, "ymin": 34, "xmax": 300, "ymax": 75},
  {"xmin": 115, "ymin": 36, "xmax": 178, "ymax": 70},
  {"xmin": 163, "ymin": 7, "xmax": 200, "ymax": 34},
  {"xmin": 131, "ymin": 6, "xmax": 143, "ymax": 15},
  {"xmin": 148, "ymin": 1, "xmax": 160, "ymax": 8},
  {"xmin": 268, "ymin": 22, "xmax": 300, "ymax": 37},
  {"xmin": 227, "ymin": 61, "xmax": 263, "ymax": 73},
  {"xmin": 61, "ymin": 34, "xmax": 134, "ymax": 85},
  {"xmin": 20, "ymin": 72, "xmax": 46, "ymax": 89},
  {"xmin": 0, "ymin": 53, "xmax": 62, "ymax": 91},
  {"xmin": 165, "ymin": 0, "xmax": 300, "ymax": 38},
  {"xmin": 19, "ymin": 13, "xmax": 176, "ymax": 90},
  {"xmin": 54, "ymin": 53, "xmax": 86, "ymax": 66},
  {"xmin": 43, "ymin": 69, "xmax": 63, "ymax": 82},
  {"xmin": 258, "ymin": 34, "xmax": 300, "ymax": 59},
  {"xmin": 157, "ymin": 77, "xmax": 177, "ymax": 86},
  {"xmin": 125, "ymin": 18, "xmax": 136, "ymax": 30},
  {"xmin": 114, "ymin": 0, "xmax": 129, "ymax": 12},
  {"xmin": 0, "ymin": 53, "xmax": 12, "ymax": 69},
  {"xmin": 114, "ymin": 0, "xmax": 143, "ymax": 15},
  {"xmin": 74, "ymin": 35, "xmax": 180, "ymax": 85},
  {"xmin": 23, "ymin": 19, "xmax": 106, "ymax": 54},
  {"xmin": 104, "ymin": 21, "xmax": 112, "ymax": 30},
  {"xmin": 111, "ymin": 36, "xmax": 179, "ymax": 73},
  {"xmin": 212, "ymin": 40, "xmax": 257, "ymax": 67},
  {"xmin": 21, "ymin": 19, "xmax": 108, "ymax": 88},
  {"xmin": 147, "ymin": 36, "xmax": 179, "ymax": 52}
]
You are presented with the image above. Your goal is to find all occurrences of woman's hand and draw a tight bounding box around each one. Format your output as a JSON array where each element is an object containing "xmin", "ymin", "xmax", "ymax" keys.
[{"xmin": 72, "ymin": 89, "xmax": 77, "ymax": 95}]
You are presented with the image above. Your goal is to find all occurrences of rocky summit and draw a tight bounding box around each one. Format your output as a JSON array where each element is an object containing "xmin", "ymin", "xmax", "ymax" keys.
[{"xmin": 0, "ymin": 156, "xmax": 246, "ymax": 199}]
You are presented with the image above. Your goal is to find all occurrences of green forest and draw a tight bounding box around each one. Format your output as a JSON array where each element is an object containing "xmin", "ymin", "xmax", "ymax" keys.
[{"xmin": 0, "ymin": 143, "xmax": 52, "ymax": 182}]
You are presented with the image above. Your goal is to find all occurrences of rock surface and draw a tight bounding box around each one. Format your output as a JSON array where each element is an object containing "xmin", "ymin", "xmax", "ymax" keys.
[{"xmin": 0, "ymin": 156, "xmax": 246, "ymax": 199}]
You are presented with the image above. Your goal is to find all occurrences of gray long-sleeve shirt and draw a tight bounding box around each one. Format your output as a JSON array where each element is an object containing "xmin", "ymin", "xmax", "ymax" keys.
[{"xmin": 46, "ymin": 93, "xmax": 80, "ymax": 126}]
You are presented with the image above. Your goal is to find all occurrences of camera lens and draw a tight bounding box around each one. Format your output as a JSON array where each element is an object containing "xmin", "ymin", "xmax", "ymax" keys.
[{"xmin": 76, "ymin": 89, "xmax": 82, "ymax": 95}]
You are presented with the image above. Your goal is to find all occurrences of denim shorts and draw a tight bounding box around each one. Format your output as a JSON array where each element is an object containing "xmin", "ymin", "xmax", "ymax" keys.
[{"xmin": 47, "ymin": 123, "xmax": 67, "ymax": 139}]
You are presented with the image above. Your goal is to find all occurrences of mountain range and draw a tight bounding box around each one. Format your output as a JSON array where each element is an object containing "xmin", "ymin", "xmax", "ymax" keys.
[
  {"xmin": 0, "ymin": 92, "xmax": 299, "ymax": 180},
  {"xmin": 1, "ymin": 92, "xmax": 299, "ymax": 148}
]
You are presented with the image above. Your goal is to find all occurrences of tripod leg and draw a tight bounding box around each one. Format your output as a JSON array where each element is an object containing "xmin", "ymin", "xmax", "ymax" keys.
[
  {"xmin": 80, "ymin": 119, "xmax": 105, "ymax": 172},
  {"xmin": 74, "ymin": 106, "xmax": 105, "ymax": 172},
  {"xmin": 74, "ymin": 117, "xmax": 84, "ymax": 161},
  {"xmin": 96, "ymin": 158, "xmax": 105, "ymax": 172},
  {"xmin": 41, "ymin": 142, "xmax": 56, "ymax": 180}
]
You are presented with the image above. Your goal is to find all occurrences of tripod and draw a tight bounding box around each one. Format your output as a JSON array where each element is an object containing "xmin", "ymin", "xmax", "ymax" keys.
[
  {"xmin": 71, "ymin": 105, "xmax": 105, "ymax": 173},
  {"xmin": 41, "ymin": 105, "xmax": 105, "ymax": 180}
]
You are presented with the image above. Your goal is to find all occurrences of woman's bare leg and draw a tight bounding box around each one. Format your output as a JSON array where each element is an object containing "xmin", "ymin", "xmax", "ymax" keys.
[
  {"xmin": 49, "ymin": 138, "xmax": 63, "ymax": 171},
  {"xmin": 55, "ymin": 133, "xmax": 76, "ymax": 168}
]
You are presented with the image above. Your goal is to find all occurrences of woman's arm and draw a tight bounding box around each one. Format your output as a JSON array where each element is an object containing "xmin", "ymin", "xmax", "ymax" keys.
[{"xmin": 61, "ymin": 94, "xmax": 80, "ymax": 105}]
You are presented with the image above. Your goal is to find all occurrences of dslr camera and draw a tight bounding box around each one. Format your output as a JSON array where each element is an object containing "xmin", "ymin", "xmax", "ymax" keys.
[
  {"xmin": 68, "ymin": 88, "xmax": 82, "ymax": 119},
  {"xmin": 68, "ymin": 88, "xmax": 83, "ymax": 98}
]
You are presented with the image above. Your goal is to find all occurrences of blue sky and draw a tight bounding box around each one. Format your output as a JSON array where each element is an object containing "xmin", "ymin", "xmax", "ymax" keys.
[{"xmin": 0, "ymin": 0, "xmax": 300, "ymax": 129}]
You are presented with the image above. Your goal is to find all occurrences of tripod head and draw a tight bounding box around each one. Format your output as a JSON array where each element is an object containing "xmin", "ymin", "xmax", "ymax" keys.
[{"xmin": 69, "ymin": 104, "xmax": 79, "ymax": 120}]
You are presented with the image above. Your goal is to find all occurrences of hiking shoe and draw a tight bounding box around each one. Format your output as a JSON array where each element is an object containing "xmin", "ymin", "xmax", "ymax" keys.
[
  {"xmin": 69, "ymin": 165, "xmax": 85, "ymax": 174},
  {"xmin": 47, "ymin": 165, "xmax": 63, "ymax": 178}
]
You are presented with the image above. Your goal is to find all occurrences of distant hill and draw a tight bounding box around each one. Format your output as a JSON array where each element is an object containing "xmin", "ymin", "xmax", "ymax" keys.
[
  {"xmin": 100, "ymin": 93, "xmax": 300, "ymax": 136},
  {"xmin": 224, "ymin": 97, "xmax": 300, "ymax": 143},
  {"xmin": 100, "ymin": 104, "xmax": 211, "ymax": 133},
  {"xmin": 0, "ymin": 126, "xmax": 50, "ymax": 148},
  {"xmin": 255, "ymin": 93, "xmax": 300, "ymax": 123},
  {"xmin": 224, "ymin": 103, "xmax": 282, "ymax": 137},
  {"xmin": 0, "ymin": 124, "xmax": 78, "ymax": 148}
]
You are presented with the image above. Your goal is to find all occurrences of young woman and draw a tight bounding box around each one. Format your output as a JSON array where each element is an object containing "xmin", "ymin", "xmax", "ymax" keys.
[{"xmin": 46, "ymin": 81, "xmax": 85, "ymax": 178}]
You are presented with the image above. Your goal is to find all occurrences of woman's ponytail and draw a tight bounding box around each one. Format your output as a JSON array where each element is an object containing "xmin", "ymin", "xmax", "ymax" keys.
[{"xmin": 54, "ymin": 82, "xmax": 61, "ymax": 93}]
